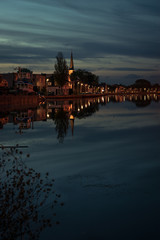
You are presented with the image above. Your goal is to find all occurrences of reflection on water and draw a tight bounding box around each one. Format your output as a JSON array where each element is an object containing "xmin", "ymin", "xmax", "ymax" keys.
[
  {"xmin": 0, "ymin": 147, "xmax": 62, "ymax": 240},
  {"xmin": 53, "ymin": 109, "xmax": 69, "ymax": 143},
  {"xmin": 0, "ymin": 94, "xmax": 160, "ymax": 142},
  {"xmin": 0, "ymin": 94, "xmax": 160, "ymax": 240}
]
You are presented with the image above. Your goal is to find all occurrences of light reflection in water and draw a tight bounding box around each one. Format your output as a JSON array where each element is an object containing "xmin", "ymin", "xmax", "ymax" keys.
[
  {"xmin": 0, "ymin": 94, "xmax": 160, "ymax": 142},
  {"xmin": 0, "ymin": 95, "xmax": 160, "ymax": 239}
]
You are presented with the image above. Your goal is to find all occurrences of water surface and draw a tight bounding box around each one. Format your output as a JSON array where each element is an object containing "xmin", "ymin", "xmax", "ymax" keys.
[{"xmin": 0, "ymin": 96, "xmax": 160, "ymax": 240}]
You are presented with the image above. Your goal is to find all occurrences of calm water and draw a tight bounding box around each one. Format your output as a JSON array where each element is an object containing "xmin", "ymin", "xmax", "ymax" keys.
[{"xmin": 0, "ymin": 96, "xmax": 160, "ymax": 240}]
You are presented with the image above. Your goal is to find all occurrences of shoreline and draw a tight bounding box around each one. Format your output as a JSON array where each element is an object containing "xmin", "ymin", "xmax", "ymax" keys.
[
  {"xmin": 45, "ymin": 92, "xmax": 160, "ymax": 100},
  {"xmin": 0, "ymin": 92, "xmax": 159, "ymax": 104},
  {"xmin": 0, "ymin": 95, "xmax": 39, "ymax": 109}
]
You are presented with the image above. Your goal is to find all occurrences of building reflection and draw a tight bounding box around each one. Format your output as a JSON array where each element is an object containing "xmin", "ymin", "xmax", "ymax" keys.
[
  {"xmin": 0, "ymin": 116, "xmax": 8, "ymax": 129},
  {"xmin": 0, "ymin": 94, "xmax": 160, "ymax": 141}
]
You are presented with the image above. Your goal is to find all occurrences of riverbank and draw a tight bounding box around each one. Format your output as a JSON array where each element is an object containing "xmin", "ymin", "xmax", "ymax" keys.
[
  {"xmin": 0, "ymin": 92, "xmax": 159, "ymax": 107},
  {"xmin": 45, "ymin": 93, "xmax": 106, "ymax": 100},
  {"xmin": 45, "ymin": 92, "xmax": 160, "ymax": 100},
  {"xmin": 0, "ymin": 95, "xmax": 39, "ymax": 111}
]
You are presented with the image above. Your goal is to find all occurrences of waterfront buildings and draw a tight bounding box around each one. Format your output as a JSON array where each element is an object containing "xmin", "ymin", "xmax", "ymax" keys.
[{"xmin": 0, "ymin": 54, "xmax": 159, "ymax": 96}]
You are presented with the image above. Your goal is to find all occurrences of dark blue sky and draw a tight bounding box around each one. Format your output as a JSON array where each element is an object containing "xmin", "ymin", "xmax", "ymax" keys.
[{"xmin": 0, "ymin": 0, "xmax": 160, "ymax": 84}]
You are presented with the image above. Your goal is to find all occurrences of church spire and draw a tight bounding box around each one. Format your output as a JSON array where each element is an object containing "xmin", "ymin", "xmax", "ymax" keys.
[
  {"xmin": 68, "ymin": 52, "xmax": 74, "ymax": 80},
  {"xmin": 69, "ymin": 52, "xmax": 74, "ymax": 70}
]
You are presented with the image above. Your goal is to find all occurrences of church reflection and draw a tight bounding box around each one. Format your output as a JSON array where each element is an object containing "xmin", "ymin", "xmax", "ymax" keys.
[{"xmin": 0, "ymin": 94, "xmax": 160, "ymax": 142}]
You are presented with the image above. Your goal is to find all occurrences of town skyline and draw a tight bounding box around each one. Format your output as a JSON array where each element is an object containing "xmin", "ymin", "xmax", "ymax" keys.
[
  {"xmin": 0, "ymin": 0, "xmax": 160, "ymax": 85},
  {"xmin": 0, "ymin": 52, "xmax": 159, "ymax": 87}
]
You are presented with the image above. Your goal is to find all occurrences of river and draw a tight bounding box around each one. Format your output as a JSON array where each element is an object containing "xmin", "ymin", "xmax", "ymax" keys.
[{"xmin": 0, "ymin": 95, "xmax": 160, "ymax": 240}]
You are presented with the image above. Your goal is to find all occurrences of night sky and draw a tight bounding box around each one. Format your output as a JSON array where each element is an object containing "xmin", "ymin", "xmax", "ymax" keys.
[{"xmin": 0, "ymin": 0, "xmax": 160, "ymax": 84}]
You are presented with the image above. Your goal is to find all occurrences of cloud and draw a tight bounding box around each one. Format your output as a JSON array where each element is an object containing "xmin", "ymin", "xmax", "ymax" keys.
[
  {"xmin": 80, "ymin": 40, "xmax": 160, "ymax": 59},
  {"xmin": 107, "ymin": 68, "xmax": 157, "ymax": 72},
  {"xmin": 0, "ymin": 0, "xmax": 160, "ymax": 83}
]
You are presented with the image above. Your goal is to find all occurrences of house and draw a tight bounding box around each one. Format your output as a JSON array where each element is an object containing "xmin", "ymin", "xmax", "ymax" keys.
[
  {"xmin": 16, "ymin": 79, "xmax": 34, "ymax": 93},
  {"xmin": 17, "ymin": 68, "xmax": 33, "ymax": 80},
  {"xmin": 0, "ymin": 75, "xmax": 9, "ymax": 94},
  {"xmin": 33, "ymin": 73, "xmax": 46, "ymax": 91},
  {"xmin": 0, "ymin": 77, "xmax": 8, "ymax": 88}
]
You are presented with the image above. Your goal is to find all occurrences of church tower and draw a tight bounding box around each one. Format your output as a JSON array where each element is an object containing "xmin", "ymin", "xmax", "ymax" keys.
[{"xmin": 68, "ymin": 52, "xmax": 74, "ymax": 81}]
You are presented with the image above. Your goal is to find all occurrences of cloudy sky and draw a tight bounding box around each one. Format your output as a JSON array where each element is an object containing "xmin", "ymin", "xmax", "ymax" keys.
[{"xmin": 0, "ymin": 0, "xmax": 160, "ymax": 84}]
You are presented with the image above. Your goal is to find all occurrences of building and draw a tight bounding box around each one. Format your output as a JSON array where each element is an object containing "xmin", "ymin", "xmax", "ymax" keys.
[
  {"xmin": 0, "ymin": 73, "xmax": 16, "ymax": 89},
  {"xmin": 0, "ymin": 76, "xmax": 8, "ymax": 88},
  {"xmin": 16, "ymin": 79, "xmax": 34, "ymax": 93},
  {"xmin": 33, "ymin": 74, "xmax": 46, "ymax": 91},
  {"xmin": 17, "ymin": 68, "xmax": 33, "ymax": 81},
  {"xmin": 68, "ymin": 52, "xmax": 74, "ymax": 81}
]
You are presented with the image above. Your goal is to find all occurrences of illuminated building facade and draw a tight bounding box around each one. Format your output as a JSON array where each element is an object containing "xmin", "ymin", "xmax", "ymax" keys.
[{"xmin": 68, "ymin": 52, "xmax": 74, "ymax": 80}]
